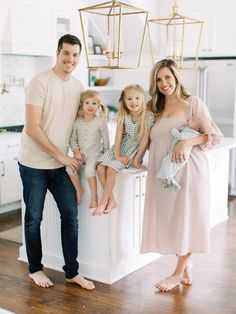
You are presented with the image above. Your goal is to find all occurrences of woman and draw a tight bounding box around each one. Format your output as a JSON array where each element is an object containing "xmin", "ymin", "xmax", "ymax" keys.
[{"xmin": 141, "ymin": 59, "xmax": 223, "ymax": 292}]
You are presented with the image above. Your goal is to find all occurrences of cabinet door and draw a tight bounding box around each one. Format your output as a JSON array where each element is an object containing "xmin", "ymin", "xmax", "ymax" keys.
[
  {"xmin": 184, "ymin": 9, "xmax": 236, "ymax": 57},
  {"xmin": 2, "ymin": 3, "xmax": 55, "ymax": 55},
  {"xmin": 183, "ymin": 10, "xmax": 211, "ymax": 57},
  {"xmin": 139, "ymin": 172, "xmax": 147, "ymax": 243},
  {"xmin": 0, "ymin": 155, "xmax": 21, "ymax": 205},
  {"xmin": 211, "ymin": 10, "xmax": 236, "ymax": 56}
]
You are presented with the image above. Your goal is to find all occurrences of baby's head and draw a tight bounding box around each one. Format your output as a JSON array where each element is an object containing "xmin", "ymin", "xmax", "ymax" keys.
[{"xmin": 187, "ymin": 115, "xmax": 212, "ymax": 133}]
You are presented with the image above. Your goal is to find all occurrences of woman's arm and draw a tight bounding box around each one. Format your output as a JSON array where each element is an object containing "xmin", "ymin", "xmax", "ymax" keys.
[{"xmin": 172, "ymin": 134, "xmax": 208, "ymax": 162}]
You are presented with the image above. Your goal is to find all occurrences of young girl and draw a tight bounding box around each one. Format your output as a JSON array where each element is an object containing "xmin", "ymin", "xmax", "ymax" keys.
[
  {"xmin": 93, "ymin": 84, "xmax": 154, "ymax": 216},
  {"xmin": 67, "ymin": 90, "xmax": 110, "ymax": 208}
]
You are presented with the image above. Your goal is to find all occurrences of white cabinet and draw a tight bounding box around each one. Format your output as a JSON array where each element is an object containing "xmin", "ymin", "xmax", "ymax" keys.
[
  {"xmin": 0, "ymin": 133, "xmax": 21, "ymax": 213},
  {"xmin": 0, "ymin": 153, "xmax": 21, "ymax": 204},
  {"xmin": 180, "ymin": 7, "xmax": 236, "ymax": 57},
  {"xmin": 19, "ymin": 168, "xmax": 159, "ymax": 284},
  {"xmin": 1, "ymin": 2, "xmax": 55, "ymax": 56}
]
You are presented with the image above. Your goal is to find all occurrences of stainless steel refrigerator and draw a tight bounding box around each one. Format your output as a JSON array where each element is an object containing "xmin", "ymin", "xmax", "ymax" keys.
[{"xmin": 180, "ymin": 58, "xmax": 236, "ymax": 194}]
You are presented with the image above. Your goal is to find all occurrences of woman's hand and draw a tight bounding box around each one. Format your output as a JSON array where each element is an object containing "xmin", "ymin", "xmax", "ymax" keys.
[{"xmin": 172, "ymin": 140, "xmax": 186, "ymax": 163}]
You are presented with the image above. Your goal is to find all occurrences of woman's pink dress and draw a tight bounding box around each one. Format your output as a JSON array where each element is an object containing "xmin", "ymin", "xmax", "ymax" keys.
[{"xmin": 141, "ymin": 96, "xmax": 223, "ymax": 255}]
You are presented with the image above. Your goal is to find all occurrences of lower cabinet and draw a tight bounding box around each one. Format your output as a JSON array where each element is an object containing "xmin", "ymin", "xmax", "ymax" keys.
[
  {"xmin": 19, "ymin": 168, "xmax": 159, "ymax": 284},
  {"xmin": 0, "ymin": 133, "xmax": 21, "ymax": 213},
  {"xmin": 0, "ymin": 153, "xmax": 21, "ymax": 205}
]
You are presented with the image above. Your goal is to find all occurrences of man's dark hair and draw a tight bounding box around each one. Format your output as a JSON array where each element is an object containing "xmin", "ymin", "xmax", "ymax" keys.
[{"xmin": 57, "ymin": 34, "xmax": 82, "ymax": 53}]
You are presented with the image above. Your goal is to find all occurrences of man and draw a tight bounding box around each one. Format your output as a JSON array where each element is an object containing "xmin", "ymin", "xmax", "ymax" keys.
[{"xmin": 18, "ymin": 34, "xmax": 95, "ymax": 290}]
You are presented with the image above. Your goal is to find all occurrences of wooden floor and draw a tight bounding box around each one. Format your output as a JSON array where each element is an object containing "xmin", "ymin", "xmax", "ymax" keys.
[{"xmin": 0, "ymin": 208, "xmax": 236, "ymax": 314}]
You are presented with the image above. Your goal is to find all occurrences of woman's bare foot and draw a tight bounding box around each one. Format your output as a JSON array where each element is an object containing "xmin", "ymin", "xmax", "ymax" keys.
[
  {"xmin": 76, "ymin": 188, "xmax": 84, "ymax": 205},
  {"xmin": 92, "ymin": 203, "xmax": 107, "ymax": 216},
  {"xmin": 155, "ymin": 275, "xmax": 180, "ymax": 292},
  {"xmin": 181, "ymin": 260, "xmax": 193, "ymax": 285},
  {"xmin": 66, "ymin": 274, "xmax": 95, "ymax": 290},
  {"xmin": 89, "ymin": 195, "xmax": 98, "ymax": 209},
  {"xmin": 103, "ymin": 199, "xmax": 117, "ymax": 214},
  {"xmin": 29, "ymin": 271, "xmax": 53, "ymax": 288}
]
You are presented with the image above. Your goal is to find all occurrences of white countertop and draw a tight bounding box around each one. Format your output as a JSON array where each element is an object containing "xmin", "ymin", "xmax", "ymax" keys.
[{"xmin": 206, "ymin": 137, "xmax": 236, "ymax": 154}]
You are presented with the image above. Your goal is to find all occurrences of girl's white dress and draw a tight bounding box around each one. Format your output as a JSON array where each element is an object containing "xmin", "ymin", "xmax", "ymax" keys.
[{"xmin": 98, "ymin": 113, "xmax": 154, "ymax": 172}]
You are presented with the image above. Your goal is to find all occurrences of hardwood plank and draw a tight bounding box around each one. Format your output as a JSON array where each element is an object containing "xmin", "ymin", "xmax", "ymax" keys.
[{"xmin": 0, "ymin": 218, "xmax": 236, "ymax": 313}]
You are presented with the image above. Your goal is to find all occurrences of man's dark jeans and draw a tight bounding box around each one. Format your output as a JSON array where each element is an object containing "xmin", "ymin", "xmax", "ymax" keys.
[{"xmin": 18, "ymin": 163, "xmax": 79, "ymax": 279}]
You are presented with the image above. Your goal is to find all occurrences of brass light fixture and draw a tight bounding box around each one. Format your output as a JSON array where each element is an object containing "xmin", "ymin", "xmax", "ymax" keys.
[
  {"xmin": 148, "ymin": 0, "xmax": 203, "ymax": 69},
  {"xmin": 79, "ymin": 1, "xmax": 149, "ymax": 69}
]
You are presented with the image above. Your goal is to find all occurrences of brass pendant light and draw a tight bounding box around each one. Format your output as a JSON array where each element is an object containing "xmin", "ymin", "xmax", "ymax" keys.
[
  {"xmin": 79, "ymin": 1, "xmax": 149, "ymax": 69},
  {"xmin": 148, "ymin": 0, "xmax": 203, "ymax": 69}
]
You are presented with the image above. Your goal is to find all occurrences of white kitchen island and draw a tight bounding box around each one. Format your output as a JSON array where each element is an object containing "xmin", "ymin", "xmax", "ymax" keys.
[{"xmin": 18, "ymin": 138, "xmax": 236, "ymax": 284}]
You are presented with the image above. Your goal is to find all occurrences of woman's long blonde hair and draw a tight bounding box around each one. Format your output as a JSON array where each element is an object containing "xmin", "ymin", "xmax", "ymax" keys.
[
  {"xmin": 77, "ymin": 89, "xmax": 107, "ymax": 118},
  {"xmin": 148, "ymin": 59, "xmax": 191, "ymax": 118},
  {"xmin": 117, "ymin": 84, "xmax": 147, "ymax": 140}
]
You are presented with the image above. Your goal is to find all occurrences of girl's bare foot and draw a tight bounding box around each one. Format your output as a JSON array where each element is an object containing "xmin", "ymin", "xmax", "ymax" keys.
[
  {"xmin": 92, "ymin": 203, "xmax": 107, "ymax": 216},
  {"xmin": 89, "ymin": 196, "xmax": 98, "ymax": 209},
  {"xmin": 29, "ymin": 271, "xmax": 53, "ymax": 288},
  {"xmin": 181, "ymin": 260, "xmax": 193, "ymax": 285},
  {"xmin": 66, "ymin": 274, "xmax": 95, "ymax": 290},
  {"xmin": 76, "ymin": 188, "xmax": 84, "ymax": 205},
  {"xmin": 155, "ymin": 275, "xmax": 180, "ymax": 292},
  {"xmin": 103, "ymin": 199, "xmax": 117, "ymax": 214}
]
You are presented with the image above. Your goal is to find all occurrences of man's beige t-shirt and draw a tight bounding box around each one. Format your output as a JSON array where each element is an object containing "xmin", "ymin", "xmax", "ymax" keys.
[{"xmin": 19, "ymin": 69, "xmax": 83, "ymax": 169}]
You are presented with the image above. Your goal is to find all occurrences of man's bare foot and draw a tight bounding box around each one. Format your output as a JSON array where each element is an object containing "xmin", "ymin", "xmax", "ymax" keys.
[
  {"xmin": 155, "ymin": 275, "xmax": 180, "ymax": 292},
  {"xmin": 103, "ymin": 199, "xmax": 117, "ymax": 214},
  {"xmin": 66, "ymin": 274, "xmax": 95, "ymax": 290},
  {"xmin": 76, "ymin": 188, "xmax": 84, "ymax": 205},
  {"xmin": 92, "ymin": 203, "xmax": 107, "ymax": 216},
  {"xmin": 29, "ymin": 271, "xmax": 53, "ymax": 288},
  {"xmin": 89, "ymin": 196, "xmax": 98, "ymax": 209},
  {"xmin": 181, "ymin": 260, "xmax": 193, "ymax": 285}
]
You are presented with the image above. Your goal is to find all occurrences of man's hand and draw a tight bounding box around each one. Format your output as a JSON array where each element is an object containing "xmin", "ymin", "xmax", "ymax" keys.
[{"xmin": 58, "ymin": 155, "xmax": 80, "ymax": 173}]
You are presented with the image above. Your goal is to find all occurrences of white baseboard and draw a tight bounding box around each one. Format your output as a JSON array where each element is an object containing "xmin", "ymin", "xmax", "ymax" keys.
[{"xmin": 18, "ymin": 246, "xmax": 160, "ymax": 284}]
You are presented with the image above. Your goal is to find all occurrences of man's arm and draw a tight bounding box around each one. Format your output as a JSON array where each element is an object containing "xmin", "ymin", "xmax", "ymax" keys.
[{"xmin": 25, "ymin": 104, "xmax": 79, "ymax": 172}]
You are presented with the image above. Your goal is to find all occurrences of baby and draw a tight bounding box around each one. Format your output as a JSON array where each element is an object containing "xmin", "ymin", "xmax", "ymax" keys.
[{"xmin": 157, "ymin": 115, "xmax": 219, "ymax": 191}]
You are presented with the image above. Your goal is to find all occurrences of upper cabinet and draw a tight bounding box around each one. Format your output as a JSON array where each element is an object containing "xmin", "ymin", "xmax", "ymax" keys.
[
  {"xmin": 1, "ymin": 2, "xmax": 56, "ymax": 56},
  {"xmin": 185, "ymin": 9, "xmax": 236, "ymax": 57}
]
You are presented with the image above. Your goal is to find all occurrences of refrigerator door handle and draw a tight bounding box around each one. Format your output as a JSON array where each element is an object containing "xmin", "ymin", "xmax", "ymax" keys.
[
  {"xmin": 196, "ymin": 66, "xmax": 201, "ymax": 98},
  {"xmin": 202, "ymin": 66, "xmax": 208, "ymax": 105}
]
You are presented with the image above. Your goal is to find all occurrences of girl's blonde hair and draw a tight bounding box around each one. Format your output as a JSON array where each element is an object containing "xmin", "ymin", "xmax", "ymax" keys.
[
  {"xmin": 77, "ymin": 89, "xmax": 107, "ymax": 118},
  {"xmin": 117, "ymin": 84, "xmax": 147, "ymax": 140},
  {"xmin": 148, "ymin": 59, "xmax": 191, "ymax": 118}
]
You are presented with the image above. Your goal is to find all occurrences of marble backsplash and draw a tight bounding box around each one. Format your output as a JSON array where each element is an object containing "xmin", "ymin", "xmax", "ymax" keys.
[
  {"xmin": 0, "ymin": 54, "xmax": 121, "ymax": 127},
  {"xmin": 0, "ymin": 54, "xmax": 53, "ymax": 127}
]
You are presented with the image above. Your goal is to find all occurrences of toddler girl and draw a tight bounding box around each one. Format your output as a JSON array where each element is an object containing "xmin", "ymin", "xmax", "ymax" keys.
[
  {"xmin": 67, "ymin": 90, "xmax": 109, "ymax": 208},
  {"xmin": 93, "ymin": 84, "xmax": 154, "ymax": 216}
]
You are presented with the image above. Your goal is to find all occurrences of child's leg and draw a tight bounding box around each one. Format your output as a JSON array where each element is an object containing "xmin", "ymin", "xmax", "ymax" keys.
[
  {"xmin": 69, "ymin": 173, "xmax": 84, "ymax": 205},
  {"xmin": 93, "ymin": 167, "xmax": 117, "ymax": 216},
  {"xmin": 97, "ymin": 163, "xmax": 107, "ymax": 186},
  {"xmin": 87, "ymin": 176, "xmax": 98, "ymax": 208},
  {"xmin": 97, "ymin": 164, "xmax": 117, "ymax": 214}
]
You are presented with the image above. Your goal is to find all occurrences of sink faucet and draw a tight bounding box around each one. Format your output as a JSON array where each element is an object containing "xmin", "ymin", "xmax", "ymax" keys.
[{"xmin": 1, "ymin": 83, "xmax": 9, "ymax": 94}]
